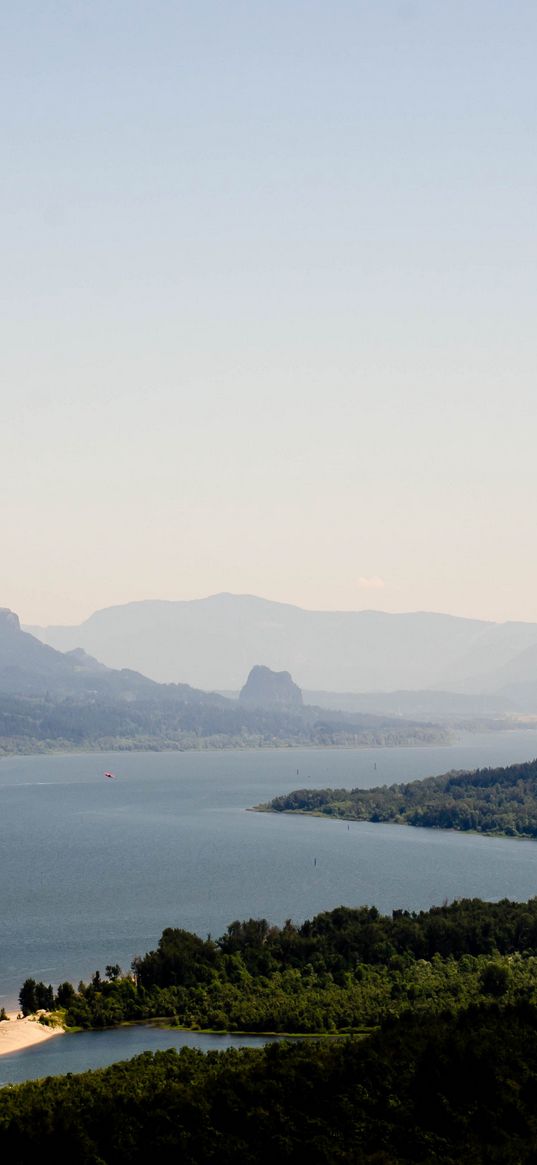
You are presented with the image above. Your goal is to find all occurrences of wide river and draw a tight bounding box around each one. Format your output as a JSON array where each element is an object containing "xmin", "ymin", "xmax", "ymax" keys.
[{"xmin": 3, "ymin": 730, "xmax": 537, "ymax": 1082}]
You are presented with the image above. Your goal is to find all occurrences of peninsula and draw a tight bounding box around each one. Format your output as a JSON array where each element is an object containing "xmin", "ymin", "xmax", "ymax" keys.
[{"xmin": 255, "ymin": 757, "xmax": 537, "ymax": 839}]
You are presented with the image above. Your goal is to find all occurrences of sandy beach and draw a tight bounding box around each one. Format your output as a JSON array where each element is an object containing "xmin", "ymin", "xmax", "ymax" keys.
[{"xmin": 0, "ymin": 1012, "xmax": 64, "ymax": 1057}]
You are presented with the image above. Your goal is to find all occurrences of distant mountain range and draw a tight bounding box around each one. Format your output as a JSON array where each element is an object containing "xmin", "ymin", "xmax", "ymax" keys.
[
  {"xmin": 0, "ymin": 607, "xmax": 219, "ymax": 704},
  {"xmin": 0, "ymin": 610, "xmax": 445, "ymax": 753},
  {"xmin": 25, "ymin": 594, "xmax": 537, "ymax": 706}
]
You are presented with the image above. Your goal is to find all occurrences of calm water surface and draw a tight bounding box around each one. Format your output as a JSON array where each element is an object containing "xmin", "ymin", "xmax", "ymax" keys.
[
  {"xmin": 3, "ymin": 732, "xmax": 537, "ymax": 1081},
  {"xmin": 0, "ymin": 1026, "xmax": 294, "ymax": 1086}
]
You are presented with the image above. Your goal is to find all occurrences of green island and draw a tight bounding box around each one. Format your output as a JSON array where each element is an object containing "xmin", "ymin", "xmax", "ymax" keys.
[
  {"xmin": 256, "ymin": 756, "xmax": 537, "ymax": 839},
  {"xmin": 7, "ymin": 897, "xmax": 537, "ymax": 1160}
]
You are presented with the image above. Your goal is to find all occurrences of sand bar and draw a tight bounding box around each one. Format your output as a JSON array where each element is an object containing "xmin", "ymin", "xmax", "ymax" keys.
[{"xmin": 0, "ymin": 1012, "xmax": 64, "ymax": 1057}]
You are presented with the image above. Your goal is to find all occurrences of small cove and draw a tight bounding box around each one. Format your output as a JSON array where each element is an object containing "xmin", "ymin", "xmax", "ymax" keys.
[{"xmin": 0, "ymin": 1024, "xmax": 304, "ymax": 1085}]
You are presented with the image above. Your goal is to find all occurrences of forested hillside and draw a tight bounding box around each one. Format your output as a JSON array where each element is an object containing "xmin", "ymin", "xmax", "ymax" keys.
[
  {"xmin": 11, "ymin": 899, "xmax": 537, "ymax": 1162},
  {"xmin": 0, "ymin": 692, "xmax": 447, "ymax": 755},
  {"xmin": 3, "ymin": 1006, "xmax": 537, "ymax": 1163},
  {"xmin": 22, "ymin": 896, "xmax": 537, "ymax": 1034}
]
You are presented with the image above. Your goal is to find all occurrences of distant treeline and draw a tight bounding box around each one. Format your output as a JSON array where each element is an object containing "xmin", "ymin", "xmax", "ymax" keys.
[
  {"xmin": 22, "ymin": 896, "xmax": 537, "ymax": 1035},
  {"xmin": 259, "ymin": 757, "xmax": 537, "ymax": 838},
  {"xmin": 0, "ymin": 692, "xmax": 448, "ymax": 755}
]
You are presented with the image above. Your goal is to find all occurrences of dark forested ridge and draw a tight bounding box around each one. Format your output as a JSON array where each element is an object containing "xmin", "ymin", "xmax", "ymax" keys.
[
  {"xmin": 258, "ymin": 757, "xmax": 537, "ymax": 838},
  {"xmin": 3, "ymin": 1005, "xmax": 537, "ymax": 1163},
  {"xmin": 11, "ymin": 897, "xmax": 537, "ymax": 1162}
]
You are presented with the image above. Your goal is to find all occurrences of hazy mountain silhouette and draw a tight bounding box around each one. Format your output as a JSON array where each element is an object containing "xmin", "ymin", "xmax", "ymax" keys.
[
  {"xmin": 0, "ymin": 609, "xmax": 449, "ymax": 752},
  {"xmin": 239, "ymin": 665, "xmax": 303, "ymax": 707},
  {"xmin": 0, "ymin": 607, "xmax": 221, "ymax": 704},
  {"xmin": 26, "ymin": 593, "xmax": 537, "ymax": 693},
  {"xmin": 302, "ymin": 688, "xmax": 515, "ymax": 718}
]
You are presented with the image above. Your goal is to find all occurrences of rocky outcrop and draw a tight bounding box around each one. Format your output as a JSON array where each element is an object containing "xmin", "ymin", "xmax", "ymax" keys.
[
  {"xmin": 65, "ymin": 648, "xmax": 109, "ymax": 672},
  {"xmin": 0, "ymin": 608, "xmax": 21, "ymax": 631},
  {"xmin": 239, "ymin": 665, "xmax": 303, "ymax": 707}
]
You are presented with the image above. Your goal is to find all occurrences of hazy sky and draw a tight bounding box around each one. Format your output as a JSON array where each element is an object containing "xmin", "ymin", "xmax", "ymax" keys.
[{"xmin": 2, "ymin": 1, "xmax": 537, "ymax": 626}]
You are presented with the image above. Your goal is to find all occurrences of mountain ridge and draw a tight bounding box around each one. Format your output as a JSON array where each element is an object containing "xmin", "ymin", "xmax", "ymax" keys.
[
  {"xmin": 0, "ymin": 608, "xmax": 448, "ymax": 753},
  {"xmin": 25, "ymin": 594, "xmax": 537, "ymax": 693}
]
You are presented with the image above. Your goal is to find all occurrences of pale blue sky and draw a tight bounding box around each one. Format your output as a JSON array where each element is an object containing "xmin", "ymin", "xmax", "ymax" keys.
[{"xmin": 2, "ymin": 1, "xmax": 537, "ymax": 624}]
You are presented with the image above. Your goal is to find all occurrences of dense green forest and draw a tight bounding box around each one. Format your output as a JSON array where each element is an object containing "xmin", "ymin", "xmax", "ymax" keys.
[
  {"xmin": 258, "ymin": 757, "xmax": 537, "ymax": 838},
  {"xmin": 0, "ymin": 691, "xmax": 448, "ymax": 755},
  {"xmin": 11, "ymin": 899, "xmax": 537, "ymax": 1161},
  {"xmin": 21, "ymin": 897, "xmax": 537, "ymax": 1034},
  {"xmin": 3, "ymin": 1003, "xmax": 537, "ymax": 1162}
]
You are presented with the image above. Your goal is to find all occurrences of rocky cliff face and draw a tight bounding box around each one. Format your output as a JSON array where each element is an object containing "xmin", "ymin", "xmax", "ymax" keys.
[
  {"xmin": 239, "ymin": 665, "xmax": 303, "ymax": 707},
  {"xmin": 0, "ymin": 608, "xmax": 21, "ymax": 631}
]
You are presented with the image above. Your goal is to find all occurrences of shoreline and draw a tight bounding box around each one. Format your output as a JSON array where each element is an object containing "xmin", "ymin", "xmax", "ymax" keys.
[
  {"xmin": 0, "ymin": 1013, "xmax": 64, "ymax": 1058},
  {"xmin": 253, "ymin": 805, "xmax": 537, "ymax": 843},
  {"xmin": 1, "ymin": 725, "xmax": 536, "ymax": 763},
  {"xmin": 4, "ymin": 724, "xmax": 537, "ymax": 764},
  {"xmin": 0, "ymin": 738, "xmax": 454, "ymax": 760}
]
